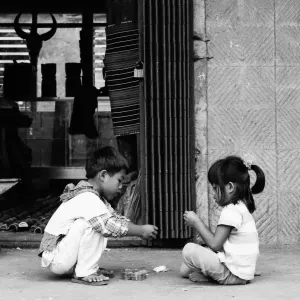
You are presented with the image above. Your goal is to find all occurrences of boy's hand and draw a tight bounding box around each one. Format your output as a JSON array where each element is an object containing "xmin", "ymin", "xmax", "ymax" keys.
[
  {"xmin": 141, "ymin": 225, "xmax": 158, "ymax": 239},
  {"xmin": 183, "ymin": 211, "xmax": 199, "ymax": 227}
]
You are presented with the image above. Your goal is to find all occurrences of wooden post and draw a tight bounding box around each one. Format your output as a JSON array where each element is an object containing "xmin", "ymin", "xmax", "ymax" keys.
[{"xmin": 80, "ymin": 13, "xmax": 94, "ymax": 86}]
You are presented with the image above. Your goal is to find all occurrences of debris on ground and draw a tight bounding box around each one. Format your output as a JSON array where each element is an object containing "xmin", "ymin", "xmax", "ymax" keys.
[{"xmin": 153, "ymin": 265, "xmax": 169, "ymax": 273}]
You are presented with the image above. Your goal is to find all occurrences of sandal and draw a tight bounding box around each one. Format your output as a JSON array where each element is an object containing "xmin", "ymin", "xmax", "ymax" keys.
[{"xmin": 71, "ymin": 274, "xmax": 109, "ymax": 286}]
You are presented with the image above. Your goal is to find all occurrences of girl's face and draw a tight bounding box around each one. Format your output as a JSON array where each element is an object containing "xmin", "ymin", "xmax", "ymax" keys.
[
  {"xmin": 212, "ymin": 184, "xmax": 222, "ymax": 205},
  {"xmin": 212, "ymin": 183, "xmax": 234, "ymax": 206}
]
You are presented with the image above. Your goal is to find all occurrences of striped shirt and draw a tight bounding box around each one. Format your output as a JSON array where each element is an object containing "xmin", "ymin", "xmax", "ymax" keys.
[
  {"xmin": 38, "ymin": 186, "xmax": 129, "ymax": 257},
  {"xmin": 217, "ymin": 201, "xmax": 259, "ymax": 280},
  {"xmin": 38, "ymin": 207, "xmax": 129, "ymax": 257}
]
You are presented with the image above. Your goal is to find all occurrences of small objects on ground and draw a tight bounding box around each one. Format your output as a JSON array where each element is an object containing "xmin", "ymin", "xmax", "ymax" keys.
[
  {"xmin": 153, "ymin": 265, "xmax": 169, "ymax": 273},
  {"xmin": 121, "ymin": 268, "xmax": 148, "ymax": 280}
]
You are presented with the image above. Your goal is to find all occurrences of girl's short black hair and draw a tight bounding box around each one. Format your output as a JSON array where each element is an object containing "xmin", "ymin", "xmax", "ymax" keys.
[
  {"xmin": 85, "ymin": 146, "xmax": 129, "ymax": 178},
  {"xmin": 208, "ymin": 155, "xmax": 265, "ymax": 213}
]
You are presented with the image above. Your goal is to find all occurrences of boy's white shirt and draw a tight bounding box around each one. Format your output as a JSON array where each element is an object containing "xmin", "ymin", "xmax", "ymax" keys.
[
  {"xmin": 217, "ymin": 201, "xmax": 259, "ymax": 280},
  {"xmin": 41, "ymin": 192, "xmax": 113, "ymax": 268}
]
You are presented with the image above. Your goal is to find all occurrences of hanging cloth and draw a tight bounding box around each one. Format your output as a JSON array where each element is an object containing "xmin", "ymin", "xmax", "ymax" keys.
[
  {"xmin": 104, "ymin": 22, "xmax": 140, "ymax": 136},
  {"xmin": 68, "ymin": 85, "xmax": 99, "ymax": 139}
]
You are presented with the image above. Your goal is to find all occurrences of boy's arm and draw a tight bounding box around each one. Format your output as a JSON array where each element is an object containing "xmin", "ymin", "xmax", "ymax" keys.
[
  {"xmin": 126, "ymin": 222, "xmax": 158, "ymax": 239},
  {"xmin": 88, "ymin": 215, "xmax": 158, "ymax": 239},
  {"xmin": 104, "ymin": 202, "xmax": 158, "ymax": 239},
  {"xmin": 111, "ymin": 210, "xmax": 130, "ymax": 221},
  {"xmin": 105, "ymin": 201, "xmax": 130, "ymax": 221}
]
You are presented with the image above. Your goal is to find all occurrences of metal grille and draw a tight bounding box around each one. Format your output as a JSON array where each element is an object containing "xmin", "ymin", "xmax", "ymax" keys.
[
  {"xmin": 140, "ymin": 0, "xmax": 194, "ymax": 239},
  {"xmin": 0, "ymin": 29, "xmax": 30, "ymax": 97}
]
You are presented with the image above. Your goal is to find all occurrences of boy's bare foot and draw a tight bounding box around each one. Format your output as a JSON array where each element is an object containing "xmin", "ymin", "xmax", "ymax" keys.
[
  {"xmin": 71, "ymin": 273, "xmax": 109, "ymax": 285},
  {"xmin": 82, "ymin": 273, "xmax": 109, "ymax": 282},
  {"xmin": 189, "ymin": 272, "xmax": 210, "ymax": 282}
]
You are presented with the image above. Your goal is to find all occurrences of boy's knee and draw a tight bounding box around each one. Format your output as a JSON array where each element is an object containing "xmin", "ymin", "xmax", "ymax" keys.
[
  {"xmin": 72, "ymin": 218, "xmax": 90, "ymax": 232},
  {"xmin": 49, "ymin": 263, "xmax": 74, "ymax": 276}
]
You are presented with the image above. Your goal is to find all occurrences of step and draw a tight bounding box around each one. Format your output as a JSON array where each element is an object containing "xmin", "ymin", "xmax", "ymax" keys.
[{"xmin": 0, "ymin": 231, "xmax": 143, "ymax": 249}]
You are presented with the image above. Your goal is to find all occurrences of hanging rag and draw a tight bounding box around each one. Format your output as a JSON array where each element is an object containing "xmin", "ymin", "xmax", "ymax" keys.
[{"xmin": 68, "ymin": 85, "xmax": 99, "ymax": 139}]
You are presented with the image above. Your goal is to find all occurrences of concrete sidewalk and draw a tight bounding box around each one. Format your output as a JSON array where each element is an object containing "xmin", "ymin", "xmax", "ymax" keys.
[{"xmin": 0, "ymin": 245, "xmax": 299, "ymax": 300}]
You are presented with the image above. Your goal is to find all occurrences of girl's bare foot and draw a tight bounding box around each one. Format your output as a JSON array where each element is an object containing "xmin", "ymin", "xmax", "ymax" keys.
[{"xmin": 189, "ymin": 272, "xmax": 210, "ymax": 282}]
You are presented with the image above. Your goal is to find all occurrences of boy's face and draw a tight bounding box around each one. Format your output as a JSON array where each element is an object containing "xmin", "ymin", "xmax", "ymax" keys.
[{"xmin": 100, "ymin": 169, "xmax": 126, "ymax": 201}]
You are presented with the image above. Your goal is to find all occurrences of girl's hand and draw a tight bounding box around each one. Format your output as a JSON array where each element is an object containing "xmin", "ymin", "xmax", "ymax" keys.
[{"xmin": 183, "ymin": 211, "xmax": 199, "ymax": 227}]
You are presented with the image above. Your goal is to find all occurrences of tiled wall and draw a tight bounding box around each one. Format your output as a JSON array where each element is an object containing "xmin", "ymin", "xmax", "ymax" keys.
[{"xmin": 194, "ymin": 0, "xmax": 300, "ymax": 244}]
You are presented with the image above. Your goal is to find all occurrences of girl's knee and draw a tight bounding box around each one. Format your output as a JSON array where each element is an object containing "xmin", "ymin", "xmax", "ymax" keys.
[
  {"xmin": 182, "ymin": 242, "xmax": 198, "ymax": 258},
  {"xmin": 181, "ymin": 243, "xmax": 199, "ymax": 277},
  {"xmin": 179, "ymin": 262, "xmax": 192, "ymax": 278}
]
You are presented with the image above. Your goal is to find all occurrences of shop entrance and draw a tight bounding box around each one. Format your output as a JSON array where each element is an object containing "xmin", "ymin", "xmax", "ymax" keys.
[{"xmin": 0, "ymin": 1, "xmax": 195, "ymax": 247}]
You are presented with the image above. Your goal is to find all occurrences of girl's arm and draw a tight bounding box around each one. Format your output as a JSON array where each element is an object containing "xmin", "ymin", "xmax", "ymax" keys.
[{"xmin": 184, "ymin": 211, "xmax": 232, "ymax": 252}]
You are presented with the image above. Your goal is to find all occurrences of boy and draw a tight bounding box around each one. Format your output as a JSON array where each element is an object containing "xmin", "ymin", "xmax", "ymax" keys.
[{"xmin": 38, "ymin": 146, "xmax": 158, "ymax": 286}]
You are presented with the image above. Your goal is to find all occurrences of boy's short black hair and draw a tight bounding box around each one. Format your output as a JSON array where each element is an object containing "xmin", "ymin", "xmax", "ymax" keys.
[{"xmin": 85, "ymin": 146, "xmax": 129, "ymax": 179}]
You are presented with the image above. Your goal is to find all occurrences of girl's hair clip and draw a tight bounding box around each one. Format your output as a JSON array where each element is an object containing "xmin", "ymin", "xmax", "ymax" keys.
[{"xmin": 242, "ymin": 154, "xmax": 254, "ymax": 170}]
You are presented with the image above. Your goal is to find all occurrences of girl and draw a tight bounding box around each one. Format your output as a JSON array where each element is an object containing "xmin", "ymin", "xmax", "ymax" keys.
[{"xmin": 180, "ymin": 155, "xmax": 265, "ymax": 285}]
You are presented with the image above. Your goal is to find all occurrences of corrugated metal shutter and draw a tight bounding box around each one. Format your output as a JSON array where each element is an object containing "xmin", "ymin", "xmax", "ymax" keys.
[{"xmin": 140, "ymin": 0, "xmax": 195, "ymax": 239}]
